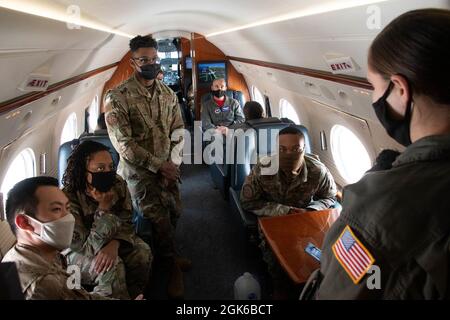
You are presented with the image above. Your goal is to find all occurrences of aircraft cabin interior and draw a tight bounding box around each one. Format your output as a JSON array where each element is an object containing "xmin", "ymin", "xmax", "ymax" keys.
[{"xmin": 0, "ymin": 0, "xmax": 449, "ymax": 301}]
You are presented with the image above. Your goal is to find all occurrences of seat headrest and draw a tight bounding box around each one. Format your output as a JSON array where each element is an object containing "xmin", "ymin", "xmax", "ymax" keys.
[
  {"xmin": 246, "ymin": 117, "xmax": 282, "ymax": 126},
  {"xmin": 58, "ymin": 134, "xmax": 120, "ymax": 186},
  {"xmin": 58, "ymin": 139, "xmax": 80, "ymax": 186}
]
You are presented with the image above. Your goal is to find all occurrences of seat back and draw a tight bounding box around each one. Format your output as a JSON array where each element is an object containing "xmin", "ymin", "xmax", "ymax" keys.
[
  {"xmin": 230, "ymin": 130, "xmax": 257, "ymax": 191},
  {"xmin": 58, "ymin": 133, "xmax": 119, "ymax": 186},
  {"xmin": 0, "ymin": 220, "xmax": 16, "ymax": 261},
  {"xmin": 0, "ymin": 262, "xmax": 24, "ymax": 300},
  {"xmin": 230, "ymin": 123, "xmax": 311, "ymax": 192},
  {"xmin": 225, "ymin": 90, "xmax": 245, "ymax": 108},
  {"xmin": 58, "ymin": 139, "xmax": 80, "ymax": 186}
]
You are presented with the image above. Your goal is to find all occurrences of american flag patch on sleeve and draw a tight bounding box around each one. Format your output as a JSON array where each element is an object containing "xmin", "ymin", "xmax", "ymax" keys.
[{"xmin": 332, "ymin": 225, "xmax": 375, "ymax": 284}]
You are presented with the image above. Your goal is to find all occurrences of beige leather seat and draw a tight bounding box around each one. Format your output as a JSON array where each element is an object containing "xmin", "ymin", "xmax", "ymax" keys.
[{"xmin": 0, "ymin": 220, "xmax": 16, "ymax": 260}]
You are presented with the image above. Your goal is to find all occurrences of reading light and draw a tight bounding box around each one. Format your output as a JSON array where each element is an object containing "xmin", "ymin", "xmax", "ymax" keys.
[
  {"xmin": 0, "ymin": 0, "xmax": 133, "ymax": 38},
  {"xmin": 206, "ymin": 0, "xmax": 389, "ymax": 37}
]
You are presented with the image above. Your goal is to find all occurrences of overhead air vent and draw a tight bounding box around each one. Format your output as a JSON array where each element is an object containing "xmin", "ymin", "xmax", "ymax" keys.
[
  {"xmin": 338, "ymin": 90, "xmax": 353, "ymax": 108},
  {"xmin": 304, "ymin": 81, "xmax": 321, "ymax": 96}
]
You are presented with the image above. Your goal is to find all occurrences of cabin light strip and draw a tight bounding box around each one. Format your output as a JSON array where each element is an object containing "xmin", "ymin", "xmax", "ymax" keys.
[
  {"xmin": 0, "ymin": 0, "xmax": 133, "ymax": 38},
  {"xmin": 206, "ymin": 0, "xmax": 389, "ymax": 37}
]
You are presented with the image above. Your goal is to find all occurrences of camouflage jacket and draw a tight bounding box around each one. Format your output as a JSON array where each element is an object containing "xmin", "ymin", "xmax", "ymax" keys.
[
  {"xmin": 240, "ymin": 154, "xmax": 337, "ymax": 217},
  {"xmin": 63, "ymin": 176, "xmax": 136, "ymax": 256},
  {"xmin": 2, "ymin": 244, "xmax": 110, "ymax": 300},
  {"xmin": 105, "ymin": 75, "xmax": 184, "ymax": 181},
  {"xmin": 201, "ymin": 95, "xmax": 245, "ymax": 130}
]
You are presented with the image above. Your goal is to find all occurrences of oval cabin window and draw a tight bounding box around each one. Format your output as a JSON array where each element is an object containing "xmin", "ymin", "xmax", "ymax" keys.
[
  {"xmin": 331, "ymin": 125, "xmax": 371, "ymax": 184},
  {"xmin": 252, "ymin": 86, "xmax": 265, "ymax": 107},
  {"xmin": 88, "ymin": 96, "xmax": 99, "ymax": 132},
  {"xmin": 61, "ymin": 113, "xmax": 78, "ymax": 145},
  {"xmin": 1, "ymin": 148, "xmax": 36, "ymax": 206},
  {"xmin": 279, "ymin": 99, "xmax": 300, "ymax": 124}
]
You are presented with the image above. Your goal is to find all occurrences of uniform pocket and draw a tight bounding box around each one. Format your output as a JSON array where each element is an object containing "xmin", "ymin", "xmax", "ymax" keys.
[{"xmin": 158, "ymin": 95, "xmax": 172, "ymax": 124}]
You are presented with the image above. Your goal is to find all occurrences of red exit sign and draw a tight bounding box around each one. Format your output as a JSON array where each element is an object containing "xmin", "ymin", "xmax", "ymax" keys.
[
  {"xmin": 19, "ymin": 73, "xmax": 51, "ymax": 92},
  {"xmin": 325, "ymin": 57, "xmax": 358, "ymax": 74}
]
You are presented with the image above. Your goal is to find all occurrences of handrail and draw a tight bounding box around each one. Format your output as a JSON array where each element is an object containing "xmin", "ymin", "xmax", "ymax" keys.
[
  {"xmin": 227, "ymin": 56, "xmax": 373, "ymax": 90},
  {"xmin": 0, "ymin": 62, "xmax": 120, "ymax": 115}
]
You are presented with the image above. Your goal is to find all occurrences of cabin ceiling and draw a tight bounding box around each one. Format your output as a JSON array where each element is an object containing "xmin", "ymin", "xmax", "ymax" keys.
[{"xmin": 7, "ymin": 0, "xmax": 356, "ymax": 36}]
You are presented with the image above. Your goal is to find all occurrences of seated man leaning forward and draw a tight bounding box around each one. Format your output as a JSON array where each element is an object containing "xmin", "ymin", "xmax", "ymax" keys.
[
  {"xmin": 240, "ymin": 126, "xmax": 337, "ymax": 298},
  {"xmin": 62, "ymin": 140, "xmax": 152, "ymax": 299},
  {"xmin": 201, "ymin": 78, "xmax": 245, "ymax": 135},
  {"xmin": 2, "ymin": 176, "xmax": 117, "ymax": 299}
]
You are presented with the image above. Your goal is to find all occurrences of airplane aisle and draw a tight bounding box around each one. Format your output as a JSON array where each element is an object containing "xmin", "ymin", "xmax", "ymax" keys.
[{"xmin": 146, "ymin": 163, "xmax": 271, "ymax": 300}]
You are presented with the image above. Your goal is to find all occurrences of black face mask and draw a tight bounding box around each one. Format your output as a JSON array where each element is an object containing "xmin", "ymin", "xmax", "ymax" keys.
[
  {"xmin": 139, "ymin": 64, "xmax": 161, "ymax": 80},
  {"xmin": 279, "ymin": 151, "xmax": 304, "ymax": 175},
  {"xmin": 211, "ymin": 90, "xmax": 226, "ymax": 98},
  {"xmin": 372, "ymin": 81, "xmax": 413, "ymax": 146},
  {"xmin": 88, "ymin": 171, "xmax": 116, "ymax": 192}
]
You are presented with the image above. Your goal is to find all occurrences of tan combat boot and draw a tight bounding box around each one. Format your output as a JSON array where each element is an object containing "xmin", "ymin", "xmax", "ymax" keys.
[
  {"xmin": 176, "ymin": 256, "xmax": 192, "ymax": 272},
  {"xmin": 167, "ymin": 261, "xmax": 184, "ymax": 299}
]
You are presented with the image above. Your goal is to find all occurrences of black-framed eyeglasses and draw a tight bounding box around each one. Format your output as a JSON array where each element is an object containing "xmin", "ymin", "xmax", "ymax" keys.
[{"xmin": 132, "ymin": 56, "xmax": 161, "ymax": 65}]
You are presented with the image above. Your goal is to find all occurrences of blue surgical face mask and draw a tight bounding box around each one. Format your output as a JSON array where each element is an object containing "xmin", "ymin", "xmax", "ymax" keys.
[{"xmin": 372, "ymin": 81, "xmax": 413, "ymax": 146}]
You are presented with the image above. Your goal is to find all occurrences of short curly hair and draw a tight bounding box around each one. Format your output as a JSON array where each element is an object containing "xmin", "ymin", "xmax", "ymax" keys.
[{"xmin": 129, "ymin": 35, "xmax": 158, "ymax": 52}]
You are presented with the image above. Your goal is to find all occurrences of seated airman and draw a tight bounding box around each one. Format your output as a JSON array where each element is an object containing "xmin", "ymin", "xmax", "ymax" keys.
[{"xmin": 62, "ymin": 140, "xmax": 152, "ymax": 299}]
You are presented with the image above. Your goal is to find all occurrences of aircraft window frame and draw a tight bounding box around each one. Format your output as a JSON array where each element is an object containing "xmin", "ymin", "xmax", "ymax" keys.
[
  {"xmin": 330, "ymin": 125, "xmax": 372, "ymax": 184},
  {"xmin": 61, "ymin": 112, "xmax": 78, "ymax": 145},
  {"xmin": 252, "ymin": 86, "xmax": 265, "ymax": 107},
  {"xmin": 88, "ymin": 95, "xmax": 99, "ymax": 132},
  {"xmin": 279, "ymin": 98, "xmax": 301, "ymax": 124},
  {"xmin": 1, "ymin": 148, "xmax": 36, "ymax": 207}
]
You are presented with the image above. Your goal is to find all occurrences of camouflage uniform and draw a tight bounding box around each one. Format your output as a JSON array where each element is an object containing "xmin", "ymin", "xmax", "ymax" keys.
[
  {"xmin": 2, "ymin": 244, "xmax": 112, "ymax": 300},
  {"xmin": 104, "ymin": 75, "xmax": 184, "ymax": 261},
  {"xmin": 201, "ymin": 94, "xmax": 245, "ymax": 131},
  {"xmin": 63, "ymin": 176, "xmax": 152, "ymax": 299},
  {"xmin": 240, "ymin": 154, "xmax": 337, "ymax": 290},
  {"xmin": 240, "ymin": 154, "xmax": 337, "ymax": 216}
]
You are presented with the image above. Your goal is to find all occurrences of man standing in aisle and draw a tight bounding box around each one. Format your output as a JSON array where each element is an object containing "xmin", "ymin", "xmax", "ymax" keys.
[{"xmin": 105, "ymin": 35, "xmax": 189, "ymax": 299}]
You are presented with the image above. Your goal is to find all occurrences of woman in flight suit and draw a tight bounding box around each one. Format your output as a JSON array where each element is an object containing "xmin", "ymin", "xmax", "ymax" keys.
[{"xmin": 303, "ymin": 9, "xmax": 450, "ymax": 299}]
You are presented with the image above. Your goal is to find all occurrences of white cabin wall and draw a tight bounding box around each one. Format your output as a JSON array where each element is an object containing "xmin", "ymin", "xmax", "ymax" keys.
[
  {"xmin": 0, "ymin": 68, "xmax": 115, "ymax": 186},
  {"xmin": 210, "ymin": 0, "xmax": 449, "ymax": 78},
  {"xmin": 0, "ymin": 7, "xmax": 129, "ymax": 103}
]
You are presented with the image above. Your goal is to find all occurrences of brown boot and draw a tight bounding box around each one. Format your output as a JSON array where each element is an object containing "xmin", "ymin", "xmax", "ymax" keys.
[
  {"xmin": 167, "ymin": 261, "xmax": 184, "ymax": 299},
  {"xmin": 176, "ymin": 256, "xmax": 192, "ymax": 272}
]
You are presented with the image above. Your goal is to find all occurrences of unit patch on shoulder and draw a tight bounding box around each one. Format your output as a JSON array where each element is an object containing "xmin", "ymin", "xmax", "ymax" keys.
[
  {"xmin": 332, "ymin": 225, "xmax": 375, "ymax": 284},
  {"xmin": 242, "ymin": 185, "xmax": 254, "ymax": 199},
  {"xmin": 106, "ymin": 113, "xmax": 118, "ymax": 126}
]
